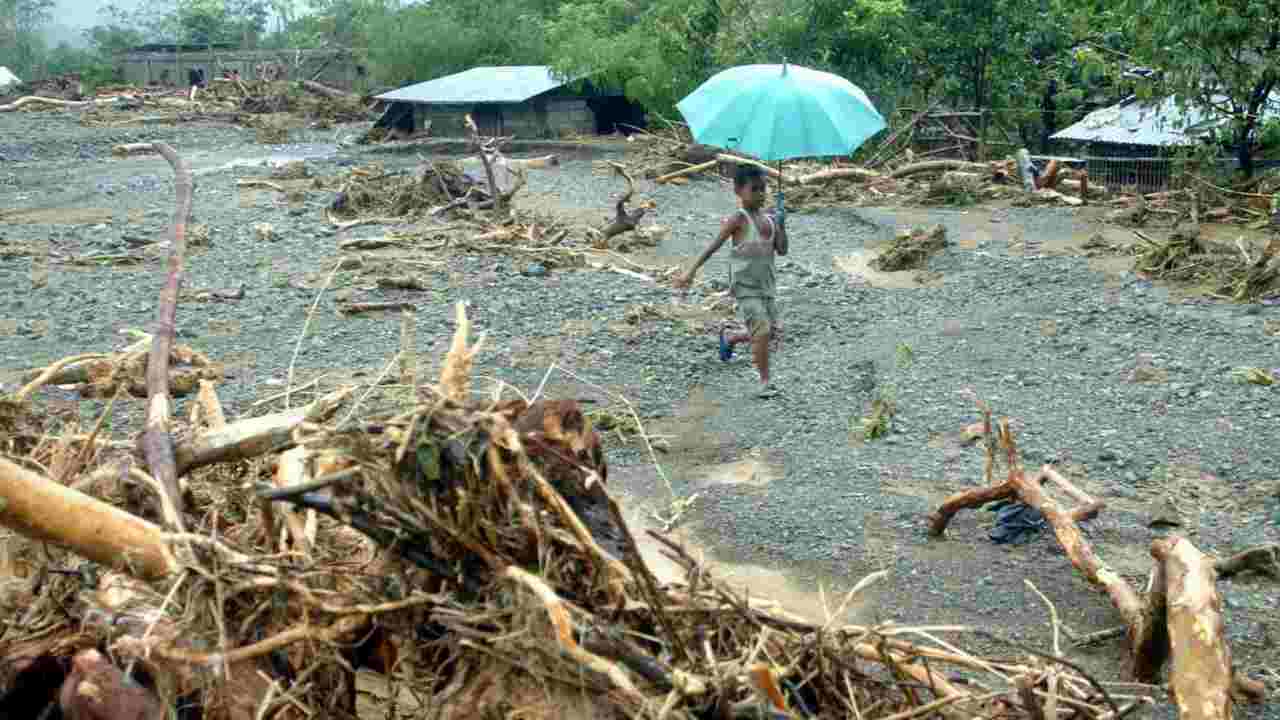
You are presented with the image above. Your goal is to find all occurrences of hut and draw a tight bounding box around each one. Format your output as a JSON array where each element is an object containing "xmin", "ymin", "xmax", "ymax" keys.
[{"xmin": 373, "ymin": 65, "xmax": 646, "ymax": 139}]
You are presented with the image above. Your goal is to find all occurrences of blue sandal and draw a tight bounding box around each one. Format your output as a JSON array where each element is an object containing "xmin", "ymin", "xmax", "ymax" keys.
[{"xmin": 718, "ymin": 328, "xmax": 734, "ymax": 362}]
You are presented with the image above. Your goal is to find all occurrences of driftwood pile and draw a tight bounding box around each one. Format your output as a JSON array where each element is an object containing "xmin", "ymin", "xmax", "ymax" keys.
[
  {"xmin": 0, "ymin": 75, "xmax": 372, "ymax": 135},
  {"xmin": 1125, "ymin": 223, "xmax": 1280, "ymax": 302},
  {"xmin": 5, "ymin": 295, "xmax": 1211, "ymax": 720},
  {"xmin": 871, "ymin": 224, "xmax": 950, "ymax": 272},
  {"xmin": 620, "ymin": 128, "xmax": 1102, "ymax": 210},
  {"xmin": 2, "ymin": 139, "xmax": 1276, "ymax": 720}
]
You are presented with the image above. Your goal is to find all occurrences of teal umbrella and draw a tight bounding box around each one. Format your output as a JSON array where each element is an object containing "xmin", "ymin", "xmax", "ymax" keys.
[
  {"xmin": 676, "ymin": 62, "xmax": 887, "ymax": 207},
  {"xmin": 677, "ymin": 62, "xmax": 887, "ymax": 162}
]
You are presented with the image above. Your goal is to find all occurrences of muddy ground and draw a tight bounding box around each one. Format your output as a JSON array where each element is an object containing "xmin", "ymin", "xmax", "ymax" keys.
[{"xmin": 1, "ymin": 111, "xmax": 1278, "ymax": 717}]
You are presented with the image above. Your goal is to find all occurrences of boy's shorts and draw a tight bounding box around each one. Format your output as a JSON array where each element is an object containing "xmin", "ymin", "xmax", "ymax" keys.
[{"xmin": 736, "ymin": 295, "xmax": 777, "ymax": 338}]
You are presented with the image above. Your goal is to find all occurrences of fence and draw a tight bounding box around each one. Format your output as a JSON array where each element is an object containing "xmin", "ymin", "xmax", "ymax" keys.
[{"xmin": 1029, "ymin": 155, "xmax": 1237, "ymax": 195}]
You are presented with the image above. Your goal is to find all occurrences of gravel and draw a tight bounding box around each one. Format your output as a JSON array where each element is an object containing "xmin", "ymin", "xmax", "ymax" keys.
[{"xmin": 2, "ymin": 112, "xmax": 1278, "ymax": 710}]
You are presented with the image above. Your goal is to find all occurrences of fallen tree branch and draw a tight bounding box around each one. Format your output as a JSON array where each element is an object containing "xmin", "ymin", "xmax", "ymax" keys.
[
  {"xmin": 0, "ymin": 457, "xmax": 177, "ymax": 580},
  {"xmin": 1214, "ymin": 543, "xmax": 1280, "ymax": 578},
  {"xmin": 298, "ymin": 79, "xmax": 358, "ymax": 101},
  {"xmin": 141, "ymin": 142, "xmax": 193, "ymax": 532},
  {"xmin": 797, "ymin": 167, "xmax": 883, "ymax": 185},
  {"xmin": 1151, "ymin": 536, "xmax": 1232, "ymax": 720},
  {"xmin": 890, "ymin": 160, "xmax": 994, "ymax": 179},
  {"xmin": 598, "ymin": 161, "xmax": 654, "ymax": 242},
  {"xmin": 172, "ymin": 385, "xmax": 352, "ymax": 475},
  {"xmin": 13, "ymin": 353, "xmax": 112, "ymax": 402},
  {"xmin": 0, "ymin": 95, "xmax": 96, "ymax": 112},
  {"xmin": 501, "ymin": 566, "xmax": 650, "ymax": 709},
  {"xmin": 928, "ymin": 411, "xmax": 1170, "ymax": 683},
  {"xmin": 655, "ymin": 159, "xmax": 717, "ymax": 184},
  {"xmin": 111, "ymin": 143, "xmax": 158, "ymax": 157}
]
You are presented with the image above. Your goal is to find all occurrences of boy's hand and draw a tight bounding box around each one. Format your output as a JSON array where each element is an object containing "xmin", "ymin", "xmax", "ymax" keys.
[{"xmin": 672, "ymin": 271, "xmax": 692, "ymax": 289}]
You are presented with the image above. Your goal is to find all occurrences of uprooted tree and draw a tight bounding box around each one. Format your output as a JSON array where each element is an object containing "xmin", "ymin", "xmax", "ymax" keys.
[{"xmin": 928, "ymin": 404, "xmax": 1274, "ymax": 720}]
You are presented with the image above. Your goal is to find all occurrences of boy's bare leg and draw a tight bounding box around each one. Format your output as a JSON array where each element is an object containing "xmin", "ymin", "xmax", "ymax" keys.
[{"xmin": 753, "ymin": 332, "xmax": 771, "ymax": 385}]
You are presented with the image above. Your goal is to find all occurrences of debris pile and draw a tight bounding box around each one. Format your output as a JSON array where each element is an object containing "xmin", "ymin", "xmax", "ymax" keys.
[
  {"xmin": 2, "ymin": 295, "xmax": 1192, "ymax": 720},
  {"xmin": 871, "ymin": 224, "xmax": 949, "ymax": 271},
  {"xmin": 0, "ymin": 141, "xmax": 1274, "ymax": 720},
  {"xmin": 323, "ymin": 159, "xmax": 476, "ymax": 225},
  {"xmin": 623, "ymin": 134, "xmax": 1101, "ymax": 209},
  {"xmin": 931, "ymin": 405, "xmax": 1274, "ymax": 719},
  {"xmin": 1, "ymin": 75, "xmax": 372, "ymax": 129},
  {"xmin": 1132, "ymin": 225, "xmax": 1280, "ymax": 302}
]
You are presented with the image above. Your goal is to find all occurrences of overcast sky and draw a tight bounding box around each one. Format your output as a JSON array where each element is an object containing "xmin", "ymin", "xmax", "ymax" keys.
[{"xmin": 42, "ymin": 0, "xmax": 298, "ymax": 46}]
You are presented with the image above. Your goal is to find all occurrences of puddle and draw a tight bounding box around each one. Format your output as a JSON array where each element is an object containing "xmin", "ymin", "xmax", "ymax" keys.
[
  {"xmin": 616, "ymin": 488, "xmax": 873, "ymax": 625},
  {"xmin": 691, "ymin": 452, "xmax": 781, "ymax": 489}
]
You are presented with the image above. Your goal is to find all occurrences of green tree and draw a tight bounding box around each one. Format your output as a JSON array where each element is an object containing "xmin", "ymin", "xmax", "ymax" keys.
[
  {"xmin": 364, "ymin": 0, "xmax": 549, "ymax": 87},
  {"xmin": 1120, "ymin": 0, "xmax": 1280, "ymax": 177},
  {"xmin": 0, "ymin": 0, "xmax": 56, "ymax": 78}
]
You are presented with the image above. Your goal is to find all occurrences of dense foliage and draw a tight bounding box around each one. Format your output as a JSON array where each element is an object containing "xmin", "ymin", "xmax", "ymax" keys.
[{"xmin": 1, "ymin": 0, "xmax": 1277, "ymax": 174}]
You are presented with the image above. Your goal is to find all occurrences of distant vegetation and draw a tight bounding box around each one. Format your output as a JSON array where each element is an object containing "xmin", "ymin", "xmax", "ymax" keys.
[{"xmin": 3, "ymin": 0, "xmax": 1279, "ymax": 176}]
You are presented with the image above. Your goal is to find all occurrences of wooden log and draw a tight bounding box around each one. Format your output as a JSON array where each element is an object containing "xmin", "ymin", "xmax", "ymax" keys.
[
  {"xmin": 111, "ymin": 143, "xmax": 158, "ymax": 157},
  {"xmin": 460, "ymin": 154, "xmax": 559, "ymax": 172},
  {"xmin": 0, "ymin": 96, "xmax": 92, "ymax": 112},
  {"xmin": 655, "ymin": 159, "xmax": 718, "ymax": 184},
  {"xmin": 298, "ymin": 78, "xmax": 357, "ymax": 100},
  {"xmin": 1013, "ymin": 463, "xmax": 1169, "ymax": 682},
  {"xmin": 1214, "ymin": 544, "xmax": 1279, "ymax": 578},
  {"xmin": 172, "ymin": 386, "xmax": 350, "ymax": 475},
  {"xmin": 1035, "ymin": 158, "xmax": 1062, "ymax": 190},
  {"xmin": 0, "ymin": 457, "xmax": 176, "ymax": 581},
  {"xmin": 716, "ymin": 154, "xmax": 796, "ymax": 183},
  {"xmin": 1150, "ymin": 536, "xmax": 1233, "ymax": 720},
  {"xmin": 1059, "ymin": 177, "xmax": 1106, "ymax": 198},
  {"xmin": 796, "ymin": 167, "xmax": 883, "ymax": 185},
  {"xmin": 890, "ymin": 159, "xmax": 994, "ymax": 180}
]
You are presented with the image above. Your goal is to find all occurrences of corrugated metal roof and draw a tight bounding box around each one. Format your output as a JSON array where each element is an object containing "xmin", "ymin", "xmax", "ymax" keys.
[
  {"xmin": 374, "ymin": 66, "xmax": 584, "ymax": 105},
  {"xmin": 1052, "ymin": 93, "xmax": 1280, "ymax": 146},
  {"xmin": 0, "ymin": 66, "xmax": 21, "ymax": 90}
]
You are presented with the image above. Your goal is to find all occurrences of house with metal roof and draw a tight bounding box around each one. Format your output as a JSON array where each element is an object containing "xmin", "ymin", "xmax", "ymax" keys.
[
  {"xmin": 1051, "ymin": 92, "xmax": 1280, "ymax": 154},
  {"xmin": 372, "ymin": 65, "xmax": 645, "ymax": 139},
  {"xmin": 0, "ymin": 66, "xmax": 20, "ymax": 93}
]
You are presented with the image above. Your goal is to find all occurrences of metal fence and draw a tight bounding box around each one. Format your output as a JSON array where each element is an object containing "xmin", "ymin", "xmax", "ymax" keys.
[{"xmin": 1030, "ymin": 155, "xmax": 1236, "ymax": 194}]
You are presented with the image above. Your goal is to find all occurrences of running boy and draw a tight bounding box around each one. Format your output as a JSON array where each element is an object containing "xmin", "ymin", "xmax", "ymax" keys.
[{"xmin": 674, "ymin": 164, "xmax": 788, "ymax": 397}]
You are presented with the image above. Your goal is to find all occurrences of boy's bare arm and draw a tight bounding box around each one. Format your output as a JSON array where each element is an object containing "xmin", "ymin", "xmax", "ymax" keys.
[
  {"xmin": 677, "ymin": 214, "xmax": 740, "ymax": 284},
  {"xmin": 773, "ymin": 213, "xmax": 788, "ymax": 256}
]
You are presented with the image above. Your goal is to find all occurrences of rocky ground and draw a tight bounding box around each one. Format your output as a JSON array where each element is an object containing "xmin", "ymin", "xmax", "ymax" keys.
[{"xmin": 2, "ymin": 111, "xmax": 1278, "ymax": 717}]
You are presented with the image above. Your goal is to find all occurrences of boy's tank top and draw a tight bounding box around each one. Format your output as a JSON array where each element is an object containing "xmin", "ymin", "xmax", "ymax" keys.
[{"xmin": 728, "ymin": 208, "xmax": 776, "ymax": 299}]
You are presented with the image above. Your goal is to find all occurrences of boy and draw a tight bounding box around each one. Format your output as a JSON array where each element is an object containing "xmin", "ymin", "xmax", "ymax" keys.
[{"xmin": 674, "ymin": 164, "xmax": 788, "ymax": 398}]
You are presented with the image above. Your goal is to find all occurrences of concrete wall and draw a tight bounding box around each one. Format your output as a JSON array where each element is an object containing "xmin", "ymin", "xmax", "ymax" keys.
[
  {"xmin": 118, "ymin": 48, "xmax": 366, "ymax": 90},
  {"xmin": 411, "ymin": 95, "xmax": 598, "ymax": 139}
]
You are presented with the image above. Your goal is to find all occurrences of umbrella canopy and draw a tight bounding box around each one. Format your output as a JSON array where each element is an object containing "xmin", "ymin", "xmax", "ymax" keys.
[{"xmin": 676, "ymin": 63, "xmax": 887, "ymax": 162}]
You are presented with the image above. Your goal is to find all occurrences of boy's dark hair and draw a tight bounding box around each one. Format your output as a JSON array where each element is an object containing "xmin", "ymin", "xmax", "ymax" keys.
[{"xmin": 734, "ymin": 163, "xmax": 766, "ymax": 189}]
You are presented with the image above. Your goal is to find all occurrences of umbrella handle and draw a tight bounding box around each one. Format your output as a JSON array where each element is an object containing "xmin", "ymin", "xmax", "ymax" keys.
[{"xmin": 774, "ymin": 161, "xmax": 785, "ymax": 215}]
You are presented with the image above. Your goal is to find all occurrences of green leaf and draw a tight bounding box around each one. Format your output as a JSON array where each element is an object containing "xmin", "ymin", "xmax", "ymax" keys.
[{"xmin": 417, "ymin": 440, "xmax": 442, "ymax": 484}]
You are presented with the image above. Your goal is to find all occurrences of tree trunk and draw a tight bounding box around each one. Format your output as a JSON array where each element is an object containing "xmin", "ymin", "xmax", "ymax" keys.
[
  {"xmin": 1040, "ymin": 79, "xmax": 1058, "ymax": 154},
  {"xmin": 1151, "ymin": 536, "xmax": 1234, "ymax": 720},
  {"xmin": 1236, "ymin": 122, "xmax": 1255, "ymax": 179}
]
